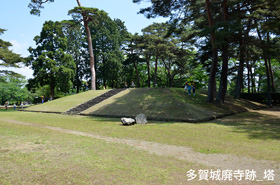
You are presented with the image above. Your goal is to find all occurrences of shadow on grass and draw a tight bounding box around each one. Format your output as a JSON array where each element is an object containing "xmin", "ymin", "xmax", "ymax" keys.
[
  {"xmin": 83, "ymin": 88, "xmax": 279, "ymax": 140},
  {"xmin": 0, "ymin": 109, "xmax": 17, "ymax": 112},
  {"xmin": 87, "ymin": 88, "xmax": 263, "ymax": 122},
  {"xmin": 212, "ymin": 108, "xmax": 280, "ymax": 140},
  {"xmin": 89, "ymin": 88, "xmax": 184, "ymax": 118}
]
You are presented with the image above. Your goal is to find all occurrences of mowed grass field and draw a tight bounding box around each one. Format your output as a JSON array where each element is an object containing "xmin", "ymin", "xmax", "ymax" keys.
[
  {"xmin": 0, "ymin": 111, "xmax": 210, "ymax": 185},
  {"xmin": 2, "ymin": 88, "xmax": 278, "ymax": 184},
  {"xmin": 25, "ymin": 90, "xmax": 110, "ymax": 113},
  {"xmin": 0, "ymin": 107, "xmax": 279, "ymax": 184}
]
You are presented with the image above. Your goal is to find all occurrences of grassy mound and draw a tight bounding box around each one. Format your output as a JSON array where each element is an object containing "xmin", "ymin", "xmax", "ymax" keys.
[
  {"xmin": 81, "ymin": 88, "xmax": 263, "ymax": 121},
  {"xmin": 26, "ymin": 90, "xmax": 109, "ymax": 113}
]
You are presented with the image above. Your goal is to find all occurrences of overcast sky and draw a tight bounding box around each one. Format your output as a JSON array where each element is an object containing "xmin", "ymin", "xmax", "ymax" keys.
[{"xmin": 1, "ymin": 0, "xmax": 168, "ymax": 79}]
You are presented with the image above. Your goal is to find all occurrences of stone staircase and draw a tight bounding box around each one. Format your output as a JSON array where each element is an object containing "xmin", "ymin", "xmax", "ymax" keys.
[{"xmin": 64, "ymin": 88, "xmax": 126, "ymax": 115}]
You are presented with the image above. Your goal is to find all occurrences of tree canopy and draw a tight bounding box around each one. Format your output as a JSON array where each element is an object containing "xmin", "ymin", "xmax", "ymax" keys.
[
  {"xmin": 133, "ymin": 0, "xmax": 280, "ymax": 105},
  {"xmin": 0, "ymin": 75, "xmax": 33, "ymax": 105},
  {"xmin": 0, "ymin": 28, "xmax": 24, "ymax": 77},
  {"xmin": 27, "ymin": 21, "xmax": 75, "ymax": 99},
  {"xmin": 23, "ymin": 0, "xmax": 280, "ymax": 105}
]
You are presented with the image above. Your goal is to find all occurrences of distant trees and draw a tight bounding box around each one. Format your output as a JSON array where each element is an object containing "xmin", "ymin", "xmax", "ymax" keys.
[
  {"xmin": 0, "ymin": 28, "xmax": 23, "ymax": 77},
  {"xmin": 0, "ymin": 75, "xmax": 33, "ymax": 105},
  {"xmin": 123, "ymin": 23, "xmax": 197, "ymax": 88},
  {"xmin": 0, "ymin": 28, "xmax": 32, "ymax": 104},
  {"xmin": 27, "ymin": 21, "xmax": 75, "ymax": 99}
]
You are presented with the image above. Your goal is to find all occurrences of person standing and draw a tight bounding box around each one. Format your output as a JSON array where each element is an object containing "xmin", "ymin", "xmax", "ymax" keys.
[
  {"xmin": 21, "ymin": 101, "xmax": 24, "ymax": 110},
  {"xmin": 192, "ymin": 83, "xmax": 196, "ymax": 96},
  {"xmin": 131, "ymin": 81, "xmax": 135, "ymax": 88},
  {"xmin": 41, "ymin": 95, "xmax": 44, "ymax": 104},
  {"xmin": 184, "ymin": 81, "xmax": 188, "ymax": 92},
  {"xmin": 187, "ymin": 83, "xmax": 192, "ymax": 95},
  {"xmin": 5, "ymin": 101, "xmax": 8, "ymax": 110},
  {"xmin": 13, "ymin": 103, "xmax": 16, "ymax": 110}
]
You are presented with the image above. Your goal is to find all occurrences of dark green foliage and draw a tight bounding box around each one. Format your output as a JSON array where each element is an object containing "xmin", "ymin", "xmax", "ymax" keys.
[
  {"xmin": 28, "ymin": 0, "xmax": 55, "ymax": 16},
  {"xmin": 68, "ymin": 7, "xmax": 108, "ymax": 24},
  {"xmin": 61, "ymin": 21, "xmax": 89, "ymax": 93},
  {"xmin": 27, "ymin": 21, "xmax": 75, "ymax": 98},
  {"xmin": 88, "ymin": 15, "xmax": 129, "ymax": 89},
  {"xmin": 241, "ymin": 93, "xmax": 280, "ymax": 104},
  {"xmin": 133, "ymin": 0, "xmax": 280, "ymax": 104},
  {"xmin": 26, "ymin": 0, "xmax": 280, "ymax": 104},
  {"xmin": 0, "ymin": 29, "xmax": 24, "ymax": 77}
]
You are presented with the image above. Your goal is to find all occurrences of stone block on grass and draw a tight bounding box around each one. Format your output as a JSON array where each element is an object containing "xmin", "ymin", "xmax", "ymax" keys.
[
  {"xmin": 121, "ymin": 118, "xmax": 136, "ymax": 126},
  {"xmin": 135, "ymin": 113, "xmax": 148, "ymax": 124}
]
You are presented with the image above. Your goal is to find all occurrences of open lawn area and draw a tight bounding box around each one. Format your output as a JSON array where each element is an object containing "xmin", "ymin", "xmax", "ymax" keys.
[{"xmin": 0, "ymin": 108, "xmax": 279, "ymax": 184}]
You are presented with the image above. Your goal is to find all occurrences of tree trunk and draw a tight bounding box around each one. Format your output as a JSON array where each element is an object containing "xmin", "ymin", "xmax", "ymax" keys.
[
  {"xmin": 153, "ymin": 54, "xmax": 158, "ymax": 87},
  {"xmin": 146, "ymin": 55, "xmax": 151, "ymax": 87},
  {"xmin": 251, "ymin": 66, "xmax": 256, "ymax": 93},
  {"xmin": 264, "ymin": 55, "xmax": 272, "ymax": 107},
  {"xmin": 257, "ymin": 73, "xmax": 262, "ymax": 92},
  {"xmin": 217, "ymin": 0, "xmax": 229, "ymax": 103},
  {"xmin": 76, "ymin": 0, "xmax": 96, "ymax": 90},
  {"xmin": 234, "ymin": 40, "xmax": 245, "ymax": 99},
  {"xmin": 180, "ymin": 70, "xmax": 182, "ymax": 88},
  {"xmin": 102, "ymin": 44, "xmax": 106, "ymax": 89},
  {"xmin": 267, "ymin": 33, "xmax": 275, "ymax": 92},
  {"xmin": 257, "ymin": 30, "xmax": 272, "ymax": 107},
  {"xmin": 168, "ymin": 68, "xmax": 172, "ymax": 87},
  {"xmin": 205, "ymin": 0, "xmax": 218, "ymax": 102},
  {"xmin": 246, "ymin": 61, "xmax": 251, "ymax": 93},
  {"xmin": 216, "ymin": 46, "xmax": 228, "ymax": 103},
  {"xmin": 267, "ymin": 55, "xmax": 275, "ymax": 92},
  {"xmin": 103, "ymin": 79, "xmax": 107, "ymax": 89},
  {"xmin": 50, "ymin": 75, "xmax": 55, "ymax": 99},
  {"xmin": 162, "ymin": 57, "xmax": 173, "ymax": 87},
  {"xmin": 133, "ymin": 60, "xmax": 140, "ymax": 87},
  {"xmin": 249, "ymin": 62, "xmax": 255, "ymax": 93},
  {"xmin": 76, "ymin": 64, "xmax": 80, "ymax": 94}
]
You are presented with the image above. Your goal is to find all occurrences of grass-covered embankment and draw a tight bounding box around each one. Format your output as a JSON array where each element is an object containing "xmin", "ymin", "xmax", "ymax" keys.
[
  {"xmin": 82, "ymin": 88, "xmax": 263, "ymax": 121},
  {"xmin": 25, "ymin": 90, "xmax": 109, "ymax": 113}
]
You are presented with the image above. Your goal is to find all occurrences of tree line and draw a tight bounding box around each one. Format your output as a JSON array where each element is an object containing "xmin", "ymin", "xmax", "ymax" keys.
[
  {"xmin": 134, "ymin": 0, "xmax": 280, "ymax": 105},
  {"xmin": 1, "ymin": 0, "xmax": 279, "ymax": 105}
]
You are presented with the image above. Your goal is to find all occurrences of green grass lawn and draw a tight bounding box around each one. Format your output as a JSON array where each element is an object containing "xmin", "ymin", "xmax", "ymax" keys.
[
  {"xmin": 0, "ymin": 113, "xmax": 209, "ymax": 185},
  {"xmin": 1, "ymin": 109, "xmax": 279, "ymax": 184},
  {"xmin": 82, "ymin": 88, "xmax": 262, "ymax": 121},
  {"xmin": 1, "ymin": 110, "xmax": 279, "ymax": 162},
  {"xmin": 25, "ymin": 90, "xmax": 109, "ymax": 113}
]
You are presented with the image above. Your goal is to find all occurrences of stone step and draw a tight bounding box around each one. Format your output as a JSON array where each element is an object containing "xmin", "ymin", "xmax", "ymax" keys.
[{"xmin": 64, "ymin": 88, "xmax": 126, "ymax": 115}]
